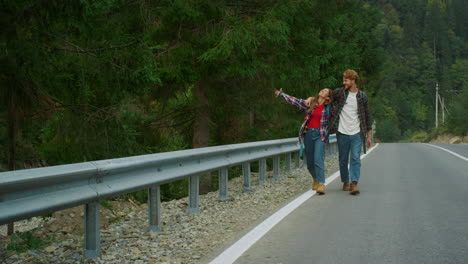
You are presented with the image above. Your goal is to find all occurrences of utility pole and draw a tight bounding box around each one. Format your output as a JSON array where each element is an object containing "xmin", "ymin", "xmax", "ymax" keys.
[
  {"xmin": 433, "ymin": 34, "xmax": 438, "ymax": 129},
  {"xmin": 440, "ymin": 96, "xmax": 445, "ymax": 124},
  {"xmin": 442, "ymin": 97, "xmax": 445, "ymax": 124},
  {"xmin": 435, "ymin": 82, "xmax": 439, "ymax": 128}
]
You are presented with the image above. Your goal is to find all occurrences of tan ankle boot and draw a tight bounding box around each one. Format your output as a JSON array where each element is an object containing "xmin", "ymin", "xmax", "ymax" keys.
[
  {"xmin": 312, "ymin": 178, "xmax": 319, "ymax": 190},
  {"xmin": 350, "ymin": 181, "xmax": 360, "ymax": 195},
  {"xmin": 316, "ymin": 184, "xmax": 325, "ymax": 195},
  {"xmin": 342, "ymin": 182, "xmax": 350, "ymax": 191}
]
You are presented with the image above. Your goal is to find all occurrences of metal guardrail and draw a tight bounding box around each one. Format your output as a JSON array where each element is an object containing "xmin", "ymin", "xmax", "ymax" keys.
[{"xmin": 0, "ymin": 137, "xmax": 337, "ymax": 258}]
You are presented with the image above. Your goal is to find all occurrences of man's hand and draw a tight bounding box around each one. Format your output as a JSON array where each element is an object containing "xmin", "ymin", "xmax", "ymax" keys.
[
  {"xmin": 305, "ymin": 97, "xmax": 313, "ymax": 107},
  {"xmin": 366, "ymin": 136, "xmax": 372, "ymax": 148},
  {"xmin": 274, "ymin": 88, "xmax": 283, "ymax": 97}
]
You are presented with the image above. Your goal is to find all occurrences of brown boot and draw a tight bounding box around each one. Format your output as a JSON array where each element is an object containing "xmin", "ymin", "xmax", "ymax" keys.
[
  {"xmin": 342, "ymin": 182, "xmax": 350, "ymax": 191},
  {"xmin": 350, "ymin": 181, "xmax": 360, "ymax": 195},
  {"xmin": 312, "ymin": 178, "xmax": 319, "ymax": 190},
  {"xmin": 316, "ymin": 184, "xmax": 325, "ymax": 195}
]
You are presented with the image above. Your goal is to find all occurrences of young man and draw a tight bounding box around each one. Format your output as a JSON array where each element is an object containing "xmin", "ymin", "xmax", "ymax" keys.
[{"xmin": 330, "ymin": 69, "xmax": 372, "ymax": 195}]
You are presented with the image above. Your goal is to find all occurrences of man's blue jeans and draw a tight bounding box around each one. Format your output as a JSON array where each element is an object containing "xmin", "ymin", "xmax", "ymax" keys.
[
  {"xmin": 304, "ymin": 128, "xmax": 325, "ymax": 184},
  {"xmin": 337, "ymin": 132, "xmax": 362, "ymax": 183}
]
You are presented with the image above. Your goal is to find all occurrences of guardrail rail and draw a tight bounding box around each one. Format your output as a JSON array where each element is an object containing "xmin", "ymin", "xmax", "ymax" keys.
[{"xmin": 0, "ymin": 136, "xmax": 337, "ymax": 258}]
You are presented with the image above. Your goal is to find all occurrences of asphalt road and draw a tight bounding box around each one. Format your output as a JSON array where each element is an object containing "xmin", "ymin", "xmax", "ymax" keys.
[
  {"xmin": 234, "ymin": 143, "xmax": 468, "ymax": 264},
  {"xmin": 432, "ymin": 143, "xmax": 468, "ymax": 157}
]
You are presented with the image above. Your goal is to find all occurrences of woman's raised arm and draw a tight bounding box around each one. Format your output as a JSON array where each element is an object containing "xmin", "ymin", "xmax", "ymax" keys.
[{"xmin": 275, "ymin": 89, "xmax": 308, "ymax": 112}]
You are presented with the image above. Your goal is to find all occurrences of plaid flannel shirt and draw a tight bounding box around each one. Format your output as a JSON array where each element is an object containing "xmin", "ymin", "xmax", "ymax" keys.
[
  {"xmin": 329, "ymin": 87, "xmax": 371, "ymax": 151},
  {"xmin": 279, "ymin": 91, "xmax": 331, "ymax": 145}
]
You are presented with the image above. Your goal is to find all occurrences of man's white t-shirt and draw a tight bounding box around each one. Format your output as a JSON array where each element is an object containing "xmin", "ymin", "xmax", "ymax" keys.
[{"xmin": 338, "ymin": 91, "xmax": 361, "ymax": 135}]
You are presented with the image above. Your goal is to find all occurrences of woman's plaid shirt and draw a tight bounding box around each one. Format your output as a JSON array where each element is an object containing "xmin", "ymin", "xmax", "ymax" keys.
[
  {"xmin": 278, "ymin": 91, "xmax": 331, "ymax": 145},
  {"xmin": 329, "ymin": 87, "xmax": 371, "ymax": 142}
]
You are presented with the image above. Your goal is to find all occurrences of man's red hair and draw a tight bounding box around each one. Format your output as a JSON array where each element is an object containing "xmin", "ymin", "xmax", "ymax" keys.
[{"xmin": 343, "ymin": 69, "xmax": 359, "ymax": 81}]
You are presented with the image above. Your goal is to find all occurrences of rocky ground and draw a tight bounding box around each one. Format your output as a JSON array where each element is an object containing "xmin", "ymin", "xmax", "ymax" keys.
[
  {"xmin": 1, "ymin": 157, "xmax": 339, "ymax": 264},
  {"xmin": 429, "ymin": 133, "xmax": 467, "ymax": 144}
]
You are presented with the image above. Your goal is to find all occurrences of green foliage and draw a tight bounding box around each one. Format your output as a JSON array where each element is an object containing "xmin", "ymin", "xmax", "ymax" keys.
[
  {"xmin": 423, "ymin": 126, "xmax": 450, "ymax": 142},
  {"xmin": 447, "ymin": 85, "xmax": 468, "ymax": 135},
  {"xmin": 6, "ymin": 229, "xmax": 53, "ymax": 253},
  {"xmin": 376, "ymin": 119, "xmax": 401, "ymax": 142},
  {"xmin": 450, "ymin": 59, "xmax": 468, "ymax": 90},
  {"xmin": 408, "ymin": 131, "xmax": 428, "ymax": 143},
  {"xmin": 100, "ymin": 200, "xmax": 114, "ymax": 212},
  {"xmin": 80, "ymin": 0, "xmax": 120, "ymax": 16},
  {"xmin": 121, "ymin": 179, "xmax": 189, "ymax": 203},
  {"xmin": 372, "ymin": 96, "xmax": 400, "ymax": 142},
  {"xmin": 161, "ymin": 179, "xmax": 189, "ymax": 202},
  {"xmin": 368, "ymin": 0, "xmax": 467, "ymax": 141},
  {"xmin": 0, "ymin": 0, "xmax": 386, "ymax": 166},
  {"xmin": 123, "ymin": 190, "xmax": 148, "ymax": 204}
]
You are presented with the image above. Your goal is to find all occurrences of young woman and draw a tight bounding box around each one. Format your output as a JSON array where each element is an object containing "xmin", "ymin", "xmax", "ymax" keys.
[{"xmin": 275, "ymin": 88, "xmax": 333, "ymax": 194}]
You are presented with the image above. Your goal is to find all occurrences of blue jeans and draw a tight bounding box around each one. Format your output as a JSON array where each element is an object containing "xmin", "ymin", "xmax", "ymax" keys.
[
  {"xmin": 337, "ymin": 132, "xmax": 362, "ymax": 183},
  {"xmin": 304, "ymin": 128, "xmax": 325, "ymax": 184}
]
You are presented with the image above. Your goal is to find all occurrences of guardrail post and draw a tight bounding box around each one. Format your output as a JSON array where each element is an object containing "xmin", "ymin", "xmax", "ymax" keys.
[
  {"xmin": 273, "ymin": 155, "xmax": 280, "ymax": 180},
  {"xmin": 84, "ymin": 202, "xmax": 100, "ymax": 258},
  {"xmin": 285, "ymin": 152, "xmax": 291, "ymax": 173},
  {"xmin": 148, "ymin": 185, "xmax": 161, "ymax": 232},
  {"xmin": 243, "ymin": 162, "xmax": 251, "ymax": 192},
  {"xmin": 7, "ymin": 223, "xmax": 14, "ymax": 235},
  {"xmin": 189, "ymin": 175, "xmax": 199, "ymax": 214},
  {"xmin": 219, "ymin": 167, "xmax": 228, "ymax": 201},
  {"xmin": 259, "ymin": 159, "xmax": 266, "ymax": 185},
  {"xmin": 294, "ymin": 151, "xmax": 300, "ymax": 169}
]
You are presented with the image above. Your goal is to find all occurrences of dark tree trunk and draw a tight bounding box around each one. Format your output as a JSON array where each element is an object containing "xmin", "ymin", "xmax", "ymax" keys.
[
  {"xmin": 192, "ymin": 80, "xmax": 213, "ymax": 193},
  {"xmin": 7, "ymin": 86, "xmax": 16, "ymax": 235},
  {"xmin": 193, "ymin": 80, "xmax": 210, "ymax": 148},
  {"xmin": 249, "ymin": 111, "xmax": 254, "ymax": 128}
]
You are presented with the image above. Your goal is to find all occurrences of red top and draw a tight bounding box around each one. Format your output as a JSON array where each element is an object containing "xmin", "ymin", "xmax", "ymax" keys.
[{"xmin": 306, "ymin": 104, "xmax": 324, "ymax": 128}]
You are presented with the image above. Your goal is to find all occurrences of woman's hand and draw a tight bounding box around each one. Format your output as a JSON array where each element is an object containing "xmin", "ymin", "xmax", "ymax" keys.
[
  {"xmin": 274, "ymin": 88, "xmax": 283, "ymax": 97},
  {"xmin": 305, "ymin": 97, "xmax": 313, "ymax": 107}
]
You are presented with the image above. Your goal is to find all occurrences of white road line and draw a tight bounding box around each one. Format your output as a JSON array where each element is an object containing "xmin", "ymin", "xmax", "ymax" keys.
[
  {"xmin": 209, "ymin": 143, "xmax": 380, "ymax": 264},
  {"xmin": 423, "ymin": 143, "xmax": 468, "ymax": 162}
]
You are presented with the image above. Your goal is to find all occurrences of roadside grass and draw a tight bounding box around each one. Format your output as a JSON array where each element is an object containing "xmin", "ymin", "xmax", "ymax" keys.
[{"xmin": 6, "ymin": 228, "xmax": 55, "ymax": 253}]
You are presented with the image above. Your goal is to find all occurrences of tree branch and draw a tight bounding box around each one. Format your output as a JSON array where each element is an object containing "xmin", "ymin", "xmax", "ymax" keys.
[
  {"xmin": 53, "ymin": 41, "xmax": 138, "ymax": 53},
  {"xmin": 45, "ymin": 33, "xmax": 126, "ymax": 69}
]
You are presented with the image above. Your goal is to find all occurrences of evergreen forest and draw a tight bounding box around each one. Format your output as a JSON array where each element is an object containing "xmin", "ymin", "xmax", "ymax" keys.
[{"xmin": 1, "ymin": 0, "xmax": 467, "ymax": 198}]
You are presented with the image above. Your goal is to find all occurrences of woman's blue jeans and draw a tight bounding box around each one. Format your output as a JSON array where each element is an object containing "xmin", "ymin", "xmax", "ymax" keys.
[
  {"xmin": 337, "ymin": 132, "xmax": 362, "ymax": 183},
  {"xmin": 304, "ymin": 128, "xmax": 325, "ymax": 184}
]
